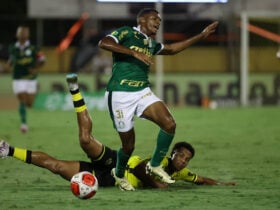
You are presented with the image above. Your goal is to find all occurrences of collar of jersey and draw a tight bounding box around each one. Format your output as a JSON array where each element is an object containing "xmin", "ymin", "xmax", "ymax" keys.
[{"xmin": 133, "ymin": 26, "xmax": 149, "ymax": 39}]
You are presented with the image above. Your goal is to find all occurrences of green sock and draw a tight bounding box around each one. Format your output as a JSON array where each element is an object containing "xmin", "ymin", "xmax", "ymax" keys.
[
  {"xmin": 19, "ymin": 102, "xmax": 27, "ymax": 124},
  {"xmin": 115, "ymin": 148, "xmax": 130, "ymax": 178},
  {"xmin": 150, "ymin": 129, "xmax": 174, "ymax": 167}
]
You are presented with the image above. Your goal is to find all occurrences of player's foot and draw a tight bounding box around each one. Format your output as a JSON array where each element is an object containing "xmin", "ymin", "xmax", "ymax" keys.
[
  {"xmin": 111, "ymin": 168, "xmax": 135, "ymax": 191},
  {"xmin": 0, "ymin": 140, "xmax": 9, "ymax": 158},
  {"xmin": 146, "ymin": 162, "xmax": 175, "ymax": 184},
  {"xmin": 20, "ymin": 124, "xmax": 28, "ymax": 134},
  {"xmin": 66, "ymin": 73, "xmax": 79, "ymax": 91}
]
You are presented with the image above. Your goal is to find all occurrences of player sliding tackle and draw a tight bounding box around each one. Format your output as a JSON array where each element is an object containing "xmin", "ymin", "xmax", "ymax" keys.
[{"xmin": 0, "ymin": 74, "xmax": 236, "ymax": 190}]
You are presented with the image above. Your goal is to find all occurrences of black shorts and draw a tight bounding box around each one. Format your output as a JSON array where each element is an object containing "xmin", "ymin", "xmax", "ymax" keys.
[{"xmin": 79, "ymin": 146, "xmax": 117, "ymax": 187}]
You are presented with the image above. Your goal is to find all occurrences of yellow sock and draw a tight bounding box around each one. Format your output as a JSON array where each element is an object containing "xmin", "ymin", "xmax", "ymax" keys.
[
  {"xmin": 13, "ymin": 148, "xmax": 28, "ymax": 162},
  {"xmin": 71, "ymin": 91, "xmax": 87, "ymax": 113}
]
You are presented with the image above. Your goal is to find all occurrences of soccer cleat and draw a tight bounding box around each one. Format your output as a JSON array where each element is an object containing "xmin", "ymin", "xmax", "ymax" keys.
[
  {"xmin": 111, "ymin": 168, "xmax": 135, "ymax": 191},
  {"xmin": 0, "ymin": 140, "xmax": 9, "ymax": 158},
  {"xmin": 146, "ymin": 162, "xmax": 175, "ymax": 184},
  {"xmin": 20, "ymin": 124, "xmax": 28, "ymax": 134},
  {"xmin": 66, "ymin": 73, "xmax": 78, "ymax": 83}
]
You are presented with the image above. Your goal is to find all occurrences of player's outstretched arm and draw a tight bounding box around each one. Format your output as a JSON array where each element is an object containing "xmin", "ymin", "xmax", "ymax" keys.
[
  {"xmin": 159, "ymin": 21, "xmax": 219, "ymax": 55},
  {"xmin": 98, "ymin": 36, "xmax": 153, "ymax": 66},
  {"xmin": 195, "ymin": 176, "xmax": 236, "ymax": 186},
  {"xmin": 99, "ymin": 36, "xmax": 133, "ymax": 56}
]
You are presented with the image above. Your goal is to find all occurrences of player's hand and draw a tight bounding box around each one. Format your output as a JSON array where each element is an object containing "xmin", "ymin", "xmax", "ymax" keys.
[
  {"xmin": 132, "ymin": 51, "xmax": 153, "ymax": 66},
  {"xmin": 201, "ymin": 21, "xmax": 219, "ymax": 38}
]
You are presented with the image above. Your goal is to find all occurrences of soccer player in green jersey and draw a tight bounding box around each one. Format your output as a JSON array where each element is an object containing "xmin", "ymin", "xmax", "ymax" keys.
[
  {"xmin": 8, "ymin": 25, "xmax": 46, "ymax": 133},
  {"xmin": 98, "ymin": 8, "xmax": 219, "ymax": 190}
]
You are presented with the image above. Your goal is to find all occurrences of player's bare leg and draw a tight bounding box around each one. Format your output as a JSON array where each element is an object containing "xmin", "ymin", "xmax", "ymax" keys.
[
  {"xmin": 66, "ymin": 73, "xmax": 134, "ymax": 191},
  {"xmin": 30, "ymin": 151, "xmax": 80, "ymax": 180},
  {"xmin": 66, "ymin": 73, "xmax": 103, "ymax": 159},
  {"xmin": 111, "ymin": 129, "xmax": 135, "ymax": 190},
  {"xmin": 76, "ymin": 109, "xmax": 103, "ymax": 158},
  {"xmin": 17, "ymin": 93, "xmax": 28, "ymax": 133},
  {"xmin": 25, "ymin": 93, "xmax": 36, "ymax": 108},
  {"xmin": 0, "ymin": 140, "xmax": 80, "ymax": 181},
  {"xmin": 142, "ymin": 101, "xmax": 176, "ymax": 184},
  {"xmin": 16, "ymin": 91, "xmax": 36, "ymax": 133}
]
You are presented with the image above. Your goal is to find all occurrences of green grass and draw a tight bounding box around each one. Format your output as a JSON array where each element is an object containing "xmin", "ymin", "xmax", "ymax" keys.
[{"xmin": 1, "ymin": 107, "xmax": 280, "ymax": 210}]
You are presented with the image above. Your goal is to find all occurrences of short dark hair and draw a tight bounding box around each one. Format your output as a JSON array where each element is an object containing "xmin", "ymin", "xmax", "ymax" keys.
[
  {"xmin": 137, "ymin": 8, "xmax": 159, "ymax": 23},
  {"xmin": 171, "ymin": 141, "xmax": 195, "ymax": 158}
]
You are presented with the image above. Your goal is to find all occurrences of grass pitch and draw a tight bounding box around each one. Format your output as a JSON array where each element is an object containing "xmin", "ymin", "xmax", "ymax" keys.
[{"xmin": 0, "ymin": 106, "xmax": 280, "ymax": 210}]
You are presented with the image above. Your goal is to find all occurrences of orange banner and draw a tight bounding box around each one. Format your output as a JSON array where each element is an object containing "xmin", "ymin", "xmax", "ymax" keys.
[
  {"xmin": 57, "ymin": 12, "xmax": 89, "ymax": 53},
  {"xmin": 239, "ymin": 21, "xmax": 280, "ymax": 43}
]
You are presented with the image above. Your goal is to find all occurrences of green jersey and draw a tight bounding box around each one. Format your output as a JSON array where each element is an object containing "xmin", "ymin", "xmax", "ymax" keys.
[
  {"xmin": 9, "ymin": 41, "xmax": 43, "ymax": 80},
  {"xmin": 106, "ymin": 26, "xmax": 163, "ymax": 91}
]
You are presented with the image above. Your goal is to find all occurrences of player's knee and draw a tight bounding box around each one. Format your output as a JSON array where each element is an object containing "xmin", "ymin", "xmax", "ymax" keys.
[
  {"xmin": 163, "ymin": 118, "xmax": 176, "ymax": 133},
  {"xmin": 26, "ymin": 103, "xmax": 32, "ymax": 108},
  {"xmin": 79, "ymin": 134, "xmax": 91, "ymax": 145},
  {"xmin": 25, "ymin": 99, "xmax": 34, "ymax": 107}
]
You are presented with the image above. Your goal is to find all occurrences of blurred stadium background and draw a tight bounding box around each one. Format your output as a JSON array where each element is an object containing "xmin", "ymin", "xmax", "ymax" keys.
[{"xmin": 0, "ymin": 0, "xmax": 279, "ymax": 110}]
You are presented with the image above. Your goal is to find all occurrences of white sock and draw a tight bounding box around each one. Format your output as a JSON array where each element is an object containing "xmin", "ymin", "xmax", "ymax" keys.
[{"xmin": 68, "ymin": 83, "xmax": 79, "ymax": 91}]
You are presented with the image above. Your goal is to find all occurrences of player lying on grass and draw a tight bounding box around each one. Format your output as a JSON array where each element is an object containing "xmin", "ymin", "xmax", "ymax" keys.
[{"xmin": 0, "ymin": 74, "xmax": 236, "ymax": 189}]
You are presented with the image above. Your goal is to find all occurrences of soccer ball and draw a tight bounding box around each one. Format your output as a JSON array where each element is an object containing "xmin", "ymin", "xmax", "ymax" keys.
[{"xmin": 70, "ymin": 171, "xmax": 98, "ymax": 199}]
